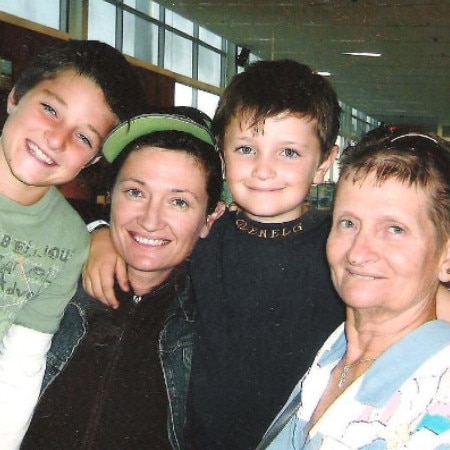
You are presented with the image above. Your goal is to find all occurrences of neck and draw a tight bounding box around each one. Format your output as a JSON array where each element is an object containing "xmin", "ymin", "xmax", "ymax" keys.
[
  {"xmin": 0, "ymin": 152, "xmax": 49, "ymax": 205},
  {"xmin": 128, "ymin": 267, "xmax": 173, "ymax": 297},
  {"xmin": 344, "ymin": 300, "xmax": 437, "ymax": 361}
]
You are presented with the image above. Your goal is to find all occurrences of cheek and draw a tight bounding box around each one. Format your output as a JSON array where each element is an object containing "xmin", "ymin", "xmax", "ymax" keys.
[
  {"xmin": 326, "ymin": 237, "xmax": 343, "ymax": 266},
  {"xmin": 110, "ymin": 201, "xmax": 134, "ymax": 229},
  {"xmin": 402, "ymin": 255, "xmax": 436, "ymax": 283},
  {"xmin": 69, "ymin": 152, "xmax": 96, "ymax": 169},
  {"xmin": 293, "ymin": 163, "xmax": 318, "ymax": 183},
  {"xmin": 224, "ymin": 159, "xmax": 240, "ymax": 180},
  {"xmin": 177, "ymin": 220, "xmax": 204, "ymax": 249}
]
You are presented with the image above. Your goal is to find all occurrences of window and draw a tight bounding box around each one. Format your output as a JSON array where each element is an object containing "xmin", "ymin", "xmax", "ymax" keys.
[
  {"xmin": 87, "ymin": 0, "xmax": 226, "ymax": 90},
  {"xmin": 0, "ymin": 0, "xmax": 62, "ymax": 30},
  {"xmin": 198, "ymin": 45, "xmax": 221, "ymax": 86},
  {"xmin": 175, "ymin": 83, "xmax": 220, "ymax": 120},
  {"xmin": 123, "ymin": 11, "xmax": 159, "ymax": 65},
  {"xmin": 88, "ymin": 0, "xmax": 116, "ymax": 46},
  {"xmin": 164, "ymin": 30, "xmax": 193, "ymax": 77}
]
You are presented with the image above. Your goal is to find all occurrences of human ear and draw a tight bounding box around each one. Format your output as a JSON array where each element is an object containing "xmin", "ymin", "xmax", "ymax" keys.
[
  {"xmin": 313, "ymin": 145, "xmax": 339, "ymax": 184},
  {"xmin": 6, "ymin": 87, "xmax": 18, "ymax": 114},
  {"xmin": 438, "ymin": 240, "xmax": 450, "ymax": 283},
  {"xmin": 199, "ymin": 201, "xmax": 226, "ymax": 238},
  {"xmin": 82, "ymin": 155, "xmax": 102, "ymax": 168}
]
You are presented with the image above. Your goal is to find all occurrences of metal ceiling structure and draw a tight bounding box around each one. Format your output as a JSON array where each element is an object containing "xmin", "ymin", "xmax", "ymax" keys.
[{"xmin": 157, "ymin": 0, "xmax": 450, "ymax": 133}]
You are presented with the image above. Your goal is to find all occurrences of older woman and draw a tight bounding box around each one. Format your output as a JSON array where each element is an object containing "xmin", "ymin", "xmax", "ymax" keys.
[
  {"xmin": 22, "ymin": 108, "xmax": 224, "ymax": 449},
  {"xmin": 258, "ymin": 127, "xmax": 450, "ymax": 449}
]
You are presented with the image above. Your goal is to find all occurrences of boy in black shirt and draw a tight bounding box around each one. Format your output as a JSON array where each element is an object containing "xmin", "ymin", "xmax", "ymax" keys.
[{"xmin": 84, "ymin": 60, "xmax": 345, "ymax": 449}]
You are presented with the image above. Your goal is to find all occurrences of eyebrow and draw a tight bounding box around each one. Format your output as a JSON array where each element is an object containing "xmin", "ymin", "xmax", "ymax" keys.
[
  {"xmin": 119, "ymin": 179, "xmax": 201, "ymax": 201},
  {"xmin": 171, "ymin": 188, "xmax": 200, "ymax": 201},
  {"xmin": 42, "ymin": 88, "xmax": 103, "ymax": 141}
]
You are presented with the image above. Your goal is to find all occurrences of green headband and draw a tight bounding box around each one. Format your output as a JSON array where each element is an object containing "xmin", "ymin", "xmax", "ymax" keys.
[{"xmin": 102, "ymin": 113, "xmax": 215, "ymax": 163}]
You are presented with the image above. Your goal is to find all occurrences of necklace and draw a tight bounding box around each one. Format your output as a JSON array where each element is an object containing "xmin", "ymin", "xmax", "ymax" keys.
[{"xmin": 337, "ymin": 357, "xmax": 377, "ymax": 389}]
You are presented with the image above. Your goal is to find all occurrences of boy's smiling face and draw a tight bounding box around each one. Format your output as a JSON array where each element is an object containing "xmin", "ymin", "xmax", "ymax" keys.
[
  {"xmin": 0, "ymin": 69, "xmax": 118, "ymax": 204},
  {"xmin": 223, "ymin": 113, "xmax": 336, "ymax": 223}
]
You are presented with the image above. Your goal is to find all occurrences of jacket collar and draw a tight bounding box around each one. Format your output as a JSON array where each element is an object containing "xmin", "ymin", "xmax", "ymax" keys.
[{"xmin": 318, "ymin": 320, "xmax": 450, "ymax": 408}]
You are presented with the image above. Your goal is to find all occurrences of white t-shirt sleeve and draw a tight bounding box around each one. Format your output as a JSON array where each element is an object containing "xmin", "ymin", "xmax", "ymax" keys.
[{"xmin": 0, "ymin": 324, "xmax": 52, "ymax": 449}]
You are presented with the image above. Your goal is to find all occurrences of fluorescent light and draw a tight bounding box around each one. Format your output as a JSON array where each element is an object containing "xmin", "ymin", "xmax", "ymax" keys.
[
  {"xmin": 317, "ymin": 71, "xmax": 331, "ymax": 77},
  {"xmin": 342, "ymin": 52, "xmax": 382, "ymax": 57}
]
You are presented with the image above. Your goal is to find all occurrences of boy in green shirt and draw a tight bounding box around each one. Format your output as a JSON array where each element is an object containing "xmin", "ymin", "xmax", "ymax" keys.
[{"xmin": 0, "ymin": 39, "xmax": 144, "ymax": 448}]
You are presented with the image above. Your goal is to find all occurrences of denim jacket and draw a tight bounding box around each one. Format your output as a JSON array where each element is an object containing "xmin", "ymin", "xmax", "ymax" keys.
[{"xmin": 40, "ymin": 272, "xmax": 196, "ymax": 450}]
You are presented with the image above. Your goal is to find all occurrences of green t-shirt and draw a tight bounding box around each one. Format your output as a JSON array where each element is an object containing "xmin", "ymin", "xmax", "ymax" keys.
[{"xmin": 0, "ymin": 187, "xmax": 90, "ymax": 339}]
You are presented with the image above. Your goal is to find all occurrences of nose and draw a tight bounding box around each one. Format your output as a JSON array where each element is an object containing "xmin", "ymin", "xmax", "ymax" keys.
[
  {"xmin": 137, "ymin": 198, "xmax": 165, "ymax": 231},
  {"xmin": 251, "ymin": 153, "xmax": 275, "ymax": 180},
  {"xmin": 346, "ymin": 228, "xmax": 378, "ymax": 265},
  {"xmin": 44, "ymin": 126, "xmax": 69, "ymax": 151}
]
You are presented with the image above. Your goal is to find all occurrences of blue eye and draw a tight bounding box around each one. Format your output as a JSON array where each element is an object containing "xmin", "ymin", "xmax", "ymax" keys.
[
  {"xmin": 127, "ymin": 188, "xmax": 142, "ymax": 198},
  {"xmin": 77, "ymin": 133, "xmax": 93, "ymax": 149},
  {"xmin": 389, "ymin": 225, "xmax": 404, "ymax": 234},
  {"xmin": 340, "ymin": 219, "xmax": 354, "ymax": 229},
  {"xmin": 172, "ymin": 198, "xmax": 189, "ymax": 208},
  {"xmin": 42, "ymin": 103, "xmax": 57, "ymax": 116},
  {"xmin": 237, "ymin": 146, "xmax": 255, "ymax": 155},
  {"xmin": 281, "ymin": 148, "xmax": 299, "ymax": 158}
]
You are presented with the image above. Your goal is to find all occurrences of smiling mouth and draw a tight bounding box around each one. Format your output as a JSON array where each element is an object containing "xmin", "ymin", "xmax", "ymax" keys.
[
  {"xmin": 133, "ymin": 234, "xmax": 170, "ymax": 246},
  {"xmin": 28, "ymin": 142, "xmax": 55, "ymax": 165},
  {"xmin": 248, "ymin": 186, "xmax": 283, "ymax": 192},
  {"xmin": 347, "ymin": 270, "xmax": 377, "ymax": 280}
]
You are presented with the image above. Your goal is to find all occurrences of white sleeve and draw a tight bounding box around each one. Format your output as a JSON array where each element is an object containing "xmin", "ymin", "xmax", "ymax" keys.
[{"xmin": 0, "ymin": 325, "xmax": 52, "ymax": 450}]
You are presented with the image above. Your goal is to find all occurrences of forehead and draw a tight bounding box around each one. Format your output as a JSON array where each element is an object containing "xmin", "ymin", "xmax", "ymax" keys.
[
  {"xmin": 336, "ymin": 173, "xmax": 431, "ymax": 218},
  {"xmin": 33, "ymin": 69, "xmax": 95, "ymax": 90},
  {"xmin": 232, "ymin": 109, "xmax": 315, "ymax": 129},
  {"xmin": 225, "ymin": 112, "xmax": 320, "ymax": 142},
  {"xmin": 119, "ymin": 147, "xmax": 207, "ymax": 184}
]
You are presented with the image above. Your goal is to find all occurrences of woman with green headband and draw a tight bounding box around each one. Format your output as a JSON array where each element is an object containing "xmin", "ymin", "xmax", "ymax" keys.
[{"xmin": 22, "ymin": 107, "xmax": 225, "ymax": 450}]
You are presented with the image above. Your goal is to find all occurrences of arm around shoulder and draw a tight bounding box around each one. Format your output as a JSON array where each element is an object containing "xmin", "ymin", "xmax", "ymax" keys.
[{"xmin": 82, "ymin": 226, "xmax": 128, "ymax": 309}]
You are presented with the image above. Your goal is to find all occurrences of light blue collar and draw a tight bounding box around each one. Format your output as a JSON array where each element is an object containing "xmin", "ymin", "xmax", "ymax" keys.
[{"xmin": 318, "ymin": 320, "xmax": 450, "ymax": 408}]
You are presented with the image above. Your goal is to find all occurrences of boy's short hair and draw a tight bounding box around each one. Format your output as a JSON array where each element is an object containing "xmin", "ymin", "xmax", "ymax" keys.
[
  {"xmin": 12, "ymin": 39, "xmax": 146, "ymax": 123},
  {"xmin": 212, "ymin": 59, "xmax": 341, "ymax": 159}
]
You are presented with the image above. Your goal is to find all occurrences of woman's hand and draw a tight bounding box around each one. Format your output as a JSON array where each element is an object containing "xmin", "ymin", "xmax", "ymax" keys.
[{"xmin": 82, "ymin": 228, "xmax": 128, "ymax": 309}]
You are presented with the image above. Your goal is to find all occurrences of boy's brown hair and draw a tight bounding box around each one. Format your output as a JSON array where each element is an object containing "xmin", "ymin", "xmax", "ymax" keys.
[
  {"xmin": 12, "ymin": 39, "xmax": 146, "ymax": 123},
  {"xmin": 212, "ymin": 59, "xmax": 341, "ymax": 160}
]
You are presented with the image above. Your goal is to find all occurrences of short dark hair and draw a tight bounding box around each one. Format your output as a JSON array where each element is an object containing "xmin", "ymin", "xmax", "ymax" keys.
[
  {"xmin": 212, "ymin": 59, "xmax": 341, "ymax": 160},
  {"xmin": 12, "ymin": 39, "xmax": 146, "ymax": 122},
  {"xmin": 339, "ymin": 126, "xmax": 450, "ymax": 248},
  {"xmin": 111, "ymin": 107, "xmax": 223, "ymax": 215}
]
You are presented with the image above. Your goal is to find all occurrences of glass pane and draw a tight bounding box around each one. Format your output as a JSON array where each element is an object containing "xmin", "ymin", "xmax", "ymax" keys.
[
  {"xmin": 123, "ymin": 11, "xmax": 158, "ymax": 65},
  {"xmin": 0, "ymin": 0, "xmax": 60, "ymax": 29},
  {"xmin": 198, "ymin": 46, "xmax": 221, "ymax": 87},
  {"xmin": 165, "ymin": 9, "xmax": 193, "ymax": 36},
  {"xmin": 164, "ymin": 31, "xmax": 192, "ymax": 78},
  {"xmin": 199, "ymin": 26, "xmax": 222, "ymax": 49},
  {"xmin": 88, "ymin": 0, "xmax": 116, "ymax": 47},
  {"xmin": 248, "ymin": 53, "xmax": 261, "ymax": 64},
  {"xmin": 174, "ymin": 83, "xmax": 193, "ymax": 108},
  {"xmin": 198, "ymin": 89, "xmax": 220, "ymax": 119},
  {"xmin": 124, "ymin": 0, "xmax": 159, "ymax": 19}
]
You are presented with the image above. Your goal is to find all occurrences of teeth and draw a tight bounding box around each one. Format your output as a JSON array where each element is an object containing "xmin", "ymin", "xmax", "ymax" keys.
[
  {"xmin": 134, "ymin": 235, "xmax": 169, "ymax": 246},
  {"xmin": 29, "ymin": 142, "xmax": 54, "ymax": 165}
]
